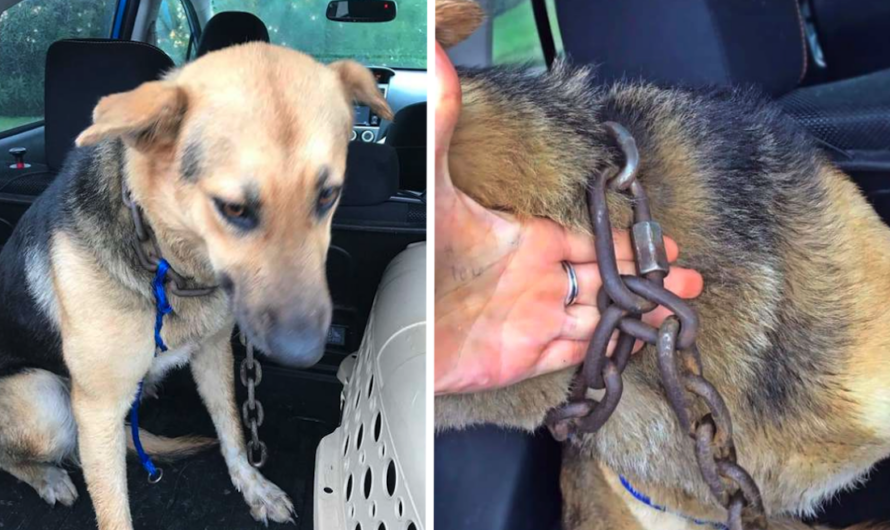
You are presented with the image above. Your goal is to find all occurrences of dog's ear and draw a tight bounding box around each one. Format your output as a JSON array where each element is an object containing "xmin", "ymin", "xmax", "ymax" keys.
[
  {"xmin": 436, "ymin": 0, "xmax": 485, "ymax": 49},
  {"xmin": 75, "ymin": 81, "xmax": 187, "ymax": 150},
  {"xmin": 328, "ymin": 60, "xmax": 394, "ymax": 121}
]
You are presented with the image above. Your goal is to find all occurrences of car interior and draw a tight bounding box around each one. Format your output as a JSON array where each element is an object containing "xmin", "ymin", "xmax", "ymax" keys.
[
  {"xmin": 0, "ymin": 0, "xmax": 426, "ymax": 528},
  {"xmin": 437, "ymin": 1, "xmax": 890, "ymax": 529}
]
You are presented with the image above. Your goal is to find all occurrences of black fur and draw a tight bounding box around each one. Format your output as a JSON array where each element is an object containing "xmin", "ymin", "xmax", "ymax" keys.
[
  {"xmin": 456, "ymin": 63, "xmax": 851, "ymax": 424},
  {"xmin": 440, "ymin": 62, "xmax": 873, "ymax": 514},
  {"xmin": 180, "ymin": 140, "xmax": 203, "ymax": 182},
  {"xmin": 0, "ymin": 141, "xmax": 153, "ymax": 377}
]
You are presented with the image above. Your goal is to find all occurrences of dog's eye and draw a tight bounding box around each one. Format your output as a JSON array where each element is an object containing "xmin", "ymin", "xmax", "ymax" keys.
[
  {"xmin": 222, "ymin": 203, "xmax": 245, "ymax": 217},
  {"xmin": 317, "ymin": 186, "xmax": 341, "ymax": 216},
  {"xmin": 213, "ymin": 198, "xmax": 258, "ymax": 231}
]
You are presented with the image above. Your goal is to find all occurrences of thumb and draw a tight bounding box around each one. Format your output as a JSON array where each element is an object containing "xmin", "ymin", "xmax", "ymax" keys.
[{"xmin": 435, "ymin": 42, "xmax": 461, "ymax": 193}]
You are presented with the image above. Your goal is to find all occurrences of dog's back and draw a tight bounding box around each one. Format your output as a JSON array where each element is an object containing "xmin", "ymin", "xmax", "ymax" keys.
[
  {"xmin": 436, "ymin": 1, "xmax": 890, "ymax": 525},
  {"xmin": 0, "ymin": 147, "xmax": 89, "ymax": 377}
]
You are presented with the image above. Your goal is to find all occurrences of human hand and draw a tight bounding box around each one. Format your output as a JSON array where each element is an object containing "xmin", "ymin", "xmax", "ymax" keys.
[{"xmin": 434, "ymin": 43, "xmax": 704, "ymax": 395}]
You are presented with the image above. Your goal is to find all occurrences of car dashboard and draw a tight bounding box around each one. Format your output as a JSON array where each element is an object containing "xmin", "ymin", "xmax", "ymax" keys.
[{"xmin": 352, "ymin": 67, "xmax": 426, "ymax": 144}]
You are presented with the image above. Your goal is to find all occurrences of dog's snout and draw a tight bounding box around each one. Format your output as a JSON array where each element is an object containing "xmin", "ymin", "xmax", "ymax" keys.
[{"xmin": 263, "ymin": 307, "xmax": 331, "ymax": 368}]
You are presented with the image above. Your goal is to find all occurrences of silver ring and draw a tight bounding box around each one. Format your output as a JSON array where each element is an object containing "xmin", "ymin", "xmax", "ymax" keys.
[{"xmin": 562, "ymin": 261, "xmax": 579, "ymax": 306}]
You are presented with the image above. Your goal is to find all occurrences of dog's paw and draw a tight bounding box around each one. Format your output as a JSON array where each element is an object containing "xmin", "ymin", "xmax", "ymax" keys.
[
  {"xmin": 236, "ymin": 469, "xmax": 295, "ymax": 525},
  {"xmin": 36, "ymin": 466, "xmax": 78, "ymax": 507}
]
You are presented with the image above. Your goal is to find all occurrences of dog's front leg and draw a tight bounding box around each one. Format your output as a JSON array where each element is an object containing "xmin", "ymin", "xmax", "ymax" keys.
[
  {"xmin": 191, "ymin": 329, "xmax": 295, "ymax": 524},
  {"xmin": 71, "ymin": 388, "xmax": 135, "ymax": 530},
  {"xmin": 66, "ymin": 332, "xmax": 152, "ymax": 530}
]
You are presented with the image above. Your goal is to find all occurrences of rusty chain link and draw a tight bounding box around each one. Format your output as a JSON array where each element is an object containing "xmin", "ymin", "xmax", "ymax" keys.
[
  {"xmin": 240, "ymin": 331, "xmax": 268, "ymax": 468},
  {"xmin": 122, "ymin": 179, "xmax": 217, "ymax": 297},
  {"xmin": 122, "ymin": 178, "xmax": 268, "ymax": 467},
  {"xmin": 545, "ymin": 122, "xmax": 768, "ymax": 530}
]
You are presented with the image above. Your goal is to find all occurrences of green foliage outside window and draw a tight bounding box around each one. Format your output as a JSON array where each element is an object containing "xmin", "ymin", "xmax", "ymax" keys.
[
  {"xmin": 491, "ymin": 0, "xmax": 562, "ymax": 66},
  {"xmin": 155, "ymin": 0, "xmax": 194, "ymax": 64},
  {"xmin": 0, "ymin": 0, "xmax": 117, "ymax": 131},
  {"xmin": 157, "ymin": 0, "xmax": 427, "ymax": 68}
]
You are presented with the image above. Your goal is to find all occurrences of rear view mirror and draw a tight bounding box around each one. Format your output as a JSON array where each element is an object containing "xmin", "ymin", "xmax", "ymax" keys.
[{"xmin": 326, "ymin": 1, "xmax": 397, "ymax": 22}]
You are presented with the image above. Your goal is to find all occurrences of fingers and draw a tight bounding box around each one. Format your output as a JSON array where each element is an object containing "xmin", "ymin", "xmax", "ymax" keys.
[
  {"xmin": 572, "ymin": 263, "xmax": 703, "ymax": 307},
  {"xmin": 531, "ymin": 340, "xmax": 589, "ymax": 378},
  {"xmin": 560, "ymin": 304, "xmax": 601, "ymax": 340},
  {"xmin": 558, "ymin": 305, "xmax": 633, "ymax": 341},
  {"xmin": 559, "ymin": 265, "xmax": 704, "ymax": 341},
  {"xmin": 561, "ymin": 228, "xmax": 680, "ymax": 264},
  {"xmin": 571, "ymin": 261, "xmax": 636, "ymax": 306},
  {"xmin": 531, "ymin": 337, "xmax": 625, "ymax": 379},
  {"xmin": 665, "ymin": 267, "xmax": 704, "ymax": 300}
]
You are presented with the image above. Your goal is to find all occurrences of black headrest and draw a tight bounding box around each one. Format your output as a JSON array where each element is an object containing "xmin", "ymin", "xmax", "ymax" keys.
[
  {"xmin": 196, "ymin": 12, "xmax": 270, "ymax": 58},
  {"xmin": 341, "ymin": 142, "xmax": 399, "ymax": 206},
  {"xmin": 555, "ymin": 0, "xmax": 806, "ymax": 98},
  {"xmin": 386, "ymin": 102, "xmax": 426, "ymax": 148},
  {"xmin": 44, "ymin": 39, "xmax": 174, "ymax": 170}
]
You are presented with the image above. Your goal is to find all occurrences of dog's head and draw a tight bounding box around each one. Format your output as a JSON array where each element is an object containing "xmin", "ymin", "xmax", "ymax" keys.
[{"xmin": 76, "ymin": 43, "xmax": 391, "ymax": 368}]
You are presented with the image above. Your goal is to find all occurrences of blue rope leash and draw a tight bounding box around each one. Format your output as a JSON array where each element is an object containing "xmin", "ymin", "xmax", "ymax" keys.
[
  {"xmin": 129, "ymin": 259, "xmax": 173, "ymax": 483},
  {"xmin": 619, "ymin": 475, "xmax": 728, "ymax": 530},
  {"xmin": 151, "ymin": 259, "xmax": 172, "ymax": 353}
]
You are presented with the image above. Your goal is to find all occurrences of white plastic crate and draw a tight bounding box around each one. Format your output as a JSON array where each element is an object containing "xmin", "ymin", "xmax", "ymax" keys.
[{"xmin": 315, "ymin": 243, "xmax": 426, "ymax": 530}]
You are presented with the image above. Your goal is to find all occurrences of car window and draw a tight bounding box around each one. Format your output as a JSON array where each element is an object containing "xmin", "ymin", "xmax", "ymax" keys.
[
  {"xmin": 491, "ymin": 0, "xmax": 562, "ymax": 66},
  {"xmin": 154, "ymin": 0, "xmax": 197, "ymax": 64},
  {"xmin": 0, "ymin": 0, "xmax": 118, "ymax": 134},
  {"xmin": 210, "ymin": 0, "xmax": 427, "ymax": 68}
]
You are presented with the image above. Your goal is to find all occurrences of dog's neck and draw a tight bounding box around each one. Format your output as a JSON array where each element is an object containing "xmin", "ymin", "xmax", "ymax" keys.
[
  {"xmin": 598, "ymin": 463, "xmax": 729, "ymax": 530},
  {"xmin": 69, "ymin": 140, "xmax": 217, "ymax": 299},
  {"xmin": 120, "ymin": 143, "xmax": 217, "ymax": 288}
]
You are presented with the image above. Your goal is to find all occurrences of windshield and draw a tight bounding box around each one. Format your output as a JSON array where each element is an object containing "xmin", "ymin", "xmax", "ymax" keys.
[{"xmin": 210, "ymin": 0, "xmax": 426, "ymax": 68}]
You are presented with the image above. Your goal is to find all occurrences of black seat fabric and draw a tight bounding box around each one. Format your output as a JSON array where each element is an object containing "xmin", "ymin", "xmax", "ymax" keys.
[
  {"xmin": 0, "ymin": 39, "xmax": 173, "ymax": 198},
  {"xmin": 435, "ymin": 426, "xmax": 562, "ymax": 530},
  {"xmin": 555, "ymin": 0, "xmax": 807, "ymax": 98},
  {"xmin": 195, "ymin": 11, "xmax": 269, "ymax": 58},
  {"xmin": 385, "ymin": 102, "xmax": 426, "ymax": 191},
  {"xmin": 554, "ymin": 0, "xmax": 890, "ymax": 172},
  {"xmin": 341, "ymin": 142, "xmax": 400, "ymax": 206},
  {"xmin": 778, "ymin": 68, "xmax": 890, "ymax": 153},
  {"xmin": 44, "ymin": 39, "xmax": 174, "ymax": 171}
]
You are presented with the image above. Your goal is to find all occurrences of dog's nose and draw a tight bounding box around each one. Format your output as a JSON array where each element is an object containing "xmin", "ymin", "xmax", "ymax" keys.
[{"xmin": 263, "ymin": 311, "xmax": 329, "ymax": 369}]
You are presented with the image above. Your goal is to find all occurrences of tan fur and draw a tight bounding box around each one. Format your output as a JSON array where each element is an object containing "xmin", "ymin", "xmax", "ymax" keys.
[
  {"xmin": 435, "ymin": 0, "xmax": 485, "ymax": 49},
  {"xmin": 435, "ymin": 1, "xmax": 890, "ymax": 529},
  {"xmin": 76, "ymin": 81, "xmax": 187, "ymax": 149},
  {"xmin": 561, "ymin": 446, "xmax": 644, "ymax": 530},
  {"xmin": 329, "ymin": 59, "xmax": 394, "ymax": 121},
  {"xmin": 126, "ymin": 429, "xmax": 216, "ymax": 461},
  {"xmin": 1, "ymin": 43, "xmax": 391, "ymax": 530},
  {"xmin": 0, "ymin": 370, "xmax": 78, "ymax": 506},
  {"xmin": 0, "ymin": 370, "xmax": 72, "ymax": 459},
  {"xmin": 449, "ymin": 71, "xmax": 608, "ymax": 232},
  {"xmin": 562, "ymin": 451, "xmax": 883, "ymax": 530}
]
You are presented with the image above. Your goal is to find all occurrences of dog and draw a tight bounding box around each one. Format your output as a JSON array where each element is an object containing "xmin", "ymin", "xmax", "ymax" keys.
[
  {"xmin": 0, "ymin": 42, "xmax": 391, "ymax": 530},
  {"xmin": 435, "ymin": 2, "xmax": 890, "ymax": 529}
]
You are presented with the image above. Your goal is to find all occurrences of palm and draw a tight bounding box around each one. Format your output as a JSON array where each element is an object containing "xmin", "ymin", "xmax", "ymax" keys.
[
  {"xmin": 433, "ymin": 43, "xmax": 702, "ymax": 395},
  {"xmin": 436, "ymin": 181, "xmax": 581, "ymax": 390}
]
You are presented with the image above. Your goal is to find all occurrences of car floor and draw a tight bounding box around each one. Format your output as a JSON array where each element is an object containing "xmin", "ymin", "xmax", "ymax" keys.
[{"xmin": 0, "ymin": 356, "xmax": 341, "ymax": 530}]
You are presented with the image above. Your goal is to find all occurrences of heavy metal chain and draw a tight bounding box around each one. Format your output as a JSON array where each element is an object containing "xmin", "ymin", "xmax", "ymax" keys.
[
  {"xmin": 545, "ymin": 122, "xmax": 768, "ymax": 530},
  {"xmin": 240, "ymin": 331, "xmax": 268, "ymax": 468},
  {"xmin": 122, "ymin": 179, "xmax": 267, "ymax": 467},
  {"xmin": 122, "ymin": 179, "xmax": 217, "ymax": 297}
]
